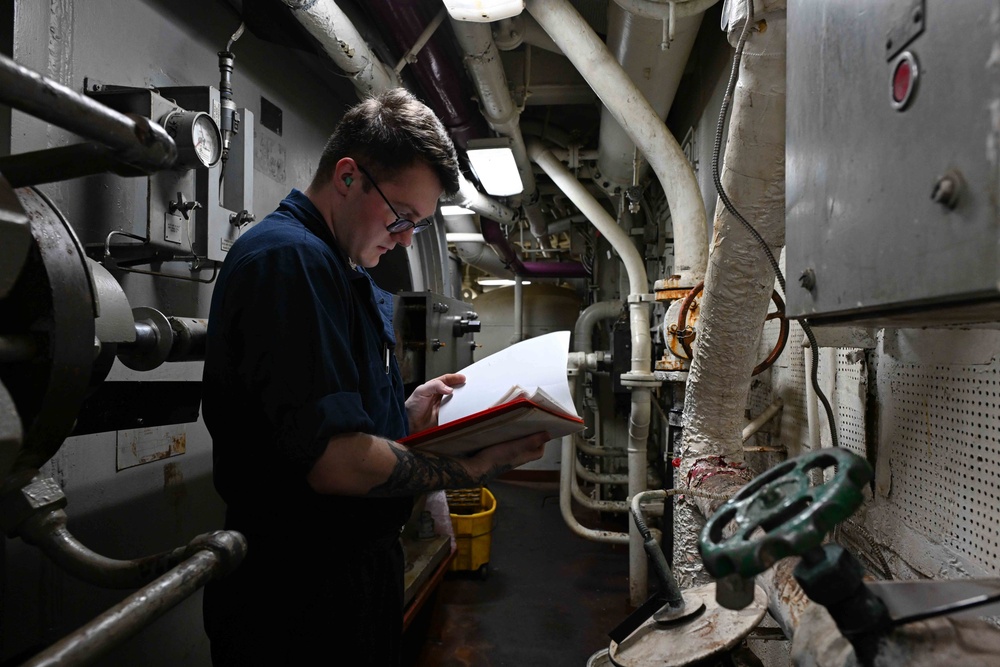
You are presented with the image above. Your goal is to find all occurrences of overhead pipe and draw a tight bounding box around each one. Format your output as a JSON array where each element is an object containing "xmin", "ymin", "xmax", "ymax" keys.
[
  {"xmin": 361, "ymin": 0, "xmax": 488, "ymax": 148},
  {"xmin": 526, "ymin": 0, "xmax": 708, "ymax": 289},
  {"xmin": 281, "ymin": 0, "xmax": 400, "ymax": 98},
  {"xmin": 449, "ymin": 19, "xmax": 550, "ymax": 243},
  {"xmin": 480, "ymin": 217, "xmax": 590, "ymax": 278},
  {"xmin": 444, "ymin": 213, "xmax": 513, "ymax": 278},
  {"xmin": 528, "ymin": 138, "xmax": 654, "ymax": 606}
]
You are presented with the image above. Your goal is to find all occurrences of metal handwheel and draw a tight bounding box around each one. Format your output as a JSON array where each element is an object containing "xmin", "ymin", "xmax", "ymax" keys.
[
  {"xmin": 699, "ymin": 448, "xmax": 873, "ymax": 586},
  {"xmin": 673, "ymin": 280, "xmax": 789, "ymax": 375}
]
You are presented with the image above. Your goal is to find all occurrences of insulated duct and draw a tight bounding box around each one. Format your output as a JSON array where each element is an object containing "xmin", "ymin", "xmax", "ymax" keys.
[
  {"xmin": 673, "ymin": 0, "xmax": 788, "ymax": 586},
  {"xmin": 280, "ymin": 0, "xmax": 400, "ymax": 97}
]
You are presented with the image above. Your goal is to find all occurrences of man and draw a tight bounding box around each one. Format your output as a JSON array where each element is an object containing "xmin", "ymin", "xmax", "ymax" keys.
[{"xmin": 201, "ymin": 88, "xmax": 547, "ymax": 666}]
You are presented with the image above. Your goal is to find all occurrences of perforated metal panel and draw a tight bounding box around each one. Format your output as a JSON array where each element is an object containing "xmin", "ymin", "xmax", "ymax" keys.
[
  {"xmin": 748, "ymin": 323, "xmax": 1000, "ymax": 579},
  {"xmin": 880, "ymin": 360, "xmax": 1000, "ymax": 575}
]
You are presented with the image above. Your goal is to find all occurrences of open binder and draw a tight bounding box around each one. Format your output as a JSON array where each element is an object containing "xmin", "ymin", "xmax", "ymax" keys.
[{"xmin": 400, "ymin": 331, "xmax": 584, "ymax": 456}]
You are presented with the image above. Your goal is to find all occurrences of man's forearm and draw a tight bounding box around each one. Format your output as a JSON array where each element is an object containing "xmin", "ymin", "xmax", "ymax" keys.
[{"xmin": 366, "ymin": 440, "xmax": 510, "ymax": 497}]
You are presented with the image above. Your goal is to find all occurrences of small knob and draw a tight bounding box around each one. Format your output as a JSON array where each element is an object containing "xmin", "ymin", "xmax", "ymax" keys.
[{"xmin": 169, "ymin": 193, "xmax": 201, "ymax": 220}]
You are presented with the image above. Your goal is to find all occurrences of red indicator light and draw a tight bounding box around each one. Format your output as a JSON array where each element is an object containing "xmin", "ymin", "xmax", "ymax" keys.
[
  {"xmin": 890, "ymin": 52, "xmax": 919, "ymax": 111},
  {"xmin": 892, "ymin": 60, "xmax": 911, "ymax": 103}
]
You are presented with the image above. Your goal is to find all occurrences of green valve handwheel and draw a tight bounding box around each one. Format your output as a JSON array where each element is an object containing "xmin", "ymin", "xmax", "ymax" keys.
[{"xmin": 699, "ymin": 448, "xmax": 873, "ymax": 584}]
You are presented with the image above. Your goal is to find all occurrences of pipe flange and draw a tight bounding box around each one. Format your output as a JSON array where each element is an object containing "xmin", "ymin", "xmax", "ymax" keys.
[
  {"xmin": 117, "ymin": 307, "xmax": 173, "ymax": 371},
  {"xmin": 627, "ymin": 293, "xmax": 656, "ymax": 304},
  {"xmin": 654, "ymin": 370, "xmax": 689, "ymax": 383},
  {"xmin": 620, "ymin": 371, "xmax": 661, "ymax": 388}
]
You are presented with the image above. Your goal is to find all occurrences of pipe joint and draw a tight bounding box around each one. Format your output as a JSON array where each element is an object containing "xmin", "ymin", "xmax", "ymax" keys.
[
  {"xmin": 627, "ymin": 293, "xmax": 656, "ymax": 304},
  {"xmin": 620, "ymin": 371, "xmax": 659, "ymax": 388}
]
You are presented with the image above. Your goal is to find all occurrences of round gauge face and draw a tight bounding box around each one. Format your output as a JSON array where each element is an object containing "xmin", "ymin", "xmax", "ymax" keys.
[
  {"xmin": 162, "ymin": 110, "xmax": 222, "ymax": 169},
  {"xmin": 191, "ymin": 114, "xmax": 222, "ymax": 167}
]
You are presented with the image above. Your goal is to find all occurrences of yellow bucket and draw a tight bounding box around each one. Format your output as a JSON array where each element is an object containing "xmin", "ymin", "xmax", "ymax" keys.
[{"xmin": 446, "ymin": 487, "xmax": 496, "ymax": 577}]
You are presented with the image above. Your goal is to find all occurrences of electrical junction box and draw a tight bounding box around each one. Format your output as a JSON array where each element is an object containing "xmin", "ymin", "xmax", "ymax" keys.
[
  {"xmin": 784, "ymin": 0, "xmax": 1000, "ymax": 326},
  {"xmin": 88, "ymin": 84, "xmax": 254, "ymax": 263}
]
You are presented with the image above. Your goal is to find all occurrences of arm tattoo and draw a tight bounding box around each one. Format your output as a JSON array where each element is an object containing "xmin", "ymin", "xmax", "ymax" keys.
[{"xmin": 366, "ymin": 440, "xmax": 512, "ymax": 497}]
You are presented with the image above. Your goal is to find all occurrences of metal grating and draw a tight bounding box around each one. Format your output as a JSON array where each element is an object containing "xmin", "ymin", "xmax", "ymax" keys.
[
  {"xmin": 834, "ymin": 348, "xmax": 866, "ymax": 458},
  {"xmin": 881, "ymin": 362, "xmax": 1000, "ymax": 575}
]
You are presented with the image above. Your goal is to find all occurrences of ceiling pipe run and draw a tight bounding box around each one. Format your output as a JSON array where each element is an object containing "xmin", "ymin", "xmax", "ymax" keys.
[
  {"xmin": 280, "ymin": 0, "xmax": 400, "ymax": 97},
  {"xmin": 526, "ymin": 0, "xmax": 708, "ymax": 289},
  {"xmin": 361, "ymin": 0, "xmax": 488, "ymax": 148},
  {"xmin": 449, "ymin": 18, "xmax": 552, "ymax": 247}
]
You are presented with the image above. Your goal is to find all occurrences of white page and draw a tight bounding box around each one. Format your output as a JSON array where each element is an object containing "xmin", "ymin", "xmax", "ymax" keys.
[{"xmin": 438, "ymin": 330, "xmax": 579, "ymax": 424}]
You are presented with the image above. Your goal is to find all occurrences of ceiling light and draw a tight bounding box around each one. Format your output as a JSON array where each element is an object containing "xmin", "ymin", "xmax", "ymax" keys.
[
  {"xmin": 466, "ymin": 138, "xmax": 523, "ymax": 197},
  {"xmin": 441, "ymin": 205, "xmax": 475, "ymax": 216},
  {"xmin": 442, "ymin": 0, "xmax": 524, "ymax": 22}
]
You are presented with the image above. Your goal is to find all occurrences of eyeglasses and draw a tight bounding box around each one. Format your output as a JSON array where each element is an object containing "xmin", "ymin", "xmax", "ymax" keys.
[{"xmin": 355, "ymin": 163, "xmax": 432, "ymax": 235}]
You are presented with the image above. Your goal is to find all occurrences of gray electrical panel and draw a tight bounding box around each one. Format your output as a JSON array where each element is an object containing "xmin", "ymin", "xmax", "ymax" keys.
[
  {"xmin": 785, "ymin": 0, "xmax": 1000, "ymax": 326},
  {"xmin": 394, "ymin": 292, "xmax": 480, "ymax": 394}
]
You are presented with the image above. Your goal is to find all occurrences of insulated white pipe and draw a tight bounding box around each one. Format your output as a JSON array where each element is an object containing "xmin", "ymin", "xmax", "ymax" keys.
[
  {"xmin": 445, "ymin": 173, "xmax": 519, "ymax": 226},
  {"xmin": 526, "ymin": 0, "xmax": 708, "ymax": 288},
  {"xmin": 674, "ymin": 2, "xmax": 788, "ymax": 586},
  {"xmin": 528, "ymin": 138, "xmax": 653, "ymax": 605},
  {"xmin": 512, "ymin": 275, "xmax": 524, "ymax": 343},
  {"xmin": 613, "ymin": 0, "xmax": 722, "ymax": 21},
  {"xmin": 281, "ymin": 0, "xmax": 399, "ymax": 97}
]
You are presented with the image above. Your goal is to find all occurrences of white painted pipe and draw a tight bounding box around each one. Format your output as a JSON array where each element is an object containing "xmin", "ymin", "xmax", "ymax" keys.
[
  {"xmin": 281, "ymin": 0, "xmax": 399, "ymax": 97},
  {"xmin": 573, "ymin": 300, "xmax": 622, "ymax": 353},
  {"xmin": 528, "ymin": 137, "xmax": 653, "ymax": 605},
  {"xmin": 526, "ymin": 0, "xmax": 708, "ymax": 288},
  {"xmin": 741, "ymin": 398, "xmax": 783, "ymax": 442},
  {"xmin": 445, "ymin": 173, "xmax": 518, "ymax": 225},
  {"xmin": 512, "ymin": 275, "xmax": 524, "ymax": 344},
  {"xmin": 597, "ymin": 4, "xmax": 703, "ymax": 187},
  {"xmin": 804, "ymin": 335, "xmax": 821, "ymax": 452},
  {"xmin": 444, "ymin": 214, "xmax": 512, "ymax": 277},
  {"xmin": 612, "ymin": 0, "xmax": 722, "ymax": 21},
  {"xmin": 559, "ymin": 434, "xmax": 629, "ymax": 545}
]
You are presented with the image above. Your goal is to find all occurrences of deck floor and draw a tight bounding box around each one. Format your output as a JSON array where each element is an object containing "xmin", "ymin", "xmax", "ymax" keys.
[{"xmin": 403, "ymin": 478, "xmax": 634, "ymax": 667}]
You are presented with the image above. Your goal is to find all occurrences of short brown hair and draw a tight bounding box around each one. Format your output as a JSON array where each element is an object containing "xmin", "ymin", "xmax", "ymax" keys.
[{"xmin": 312, "ymin": 88, "xmax": 460, "ymax": 196}]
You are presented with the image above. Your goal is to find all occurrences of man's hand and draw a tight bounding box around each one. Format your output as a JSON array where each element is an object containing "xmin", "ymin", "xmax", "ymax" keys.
[
  {"xmin": 405, "ymin": 373, "xmax": 466, "ymax": 434},
  {"xmin": 465, "ymin": 431, "xmax": 550, "ymax": 481}
]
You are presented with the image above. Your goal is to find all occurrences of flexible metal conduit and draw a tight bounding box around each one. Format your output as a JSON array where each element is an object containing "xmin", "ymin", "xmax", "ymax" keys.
[
  {"xmin": 0, "ymin": 53, "xmax": 176, "ymax": 173},
  {"xmin": 526, "ymin": 0, "xmax": 708, "ymax": 289},
  {"xmin": 528, "ymin": 138, "xmax": 653, "ymax": 604},
  {"xmin": 280, "ymin": 0, "xmax": 399, "ymax": 97},
  {"xmin": 21, "ymin": 532, "xmax": 246, "ymax": 667}
]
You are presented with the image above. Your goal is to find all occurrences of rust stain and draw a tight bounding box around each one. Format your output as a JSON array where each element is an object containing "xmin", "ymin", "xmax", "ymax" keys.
[
  {"xmin": 163, "ymin": 462, "xmax": 183, "ymax": 487},
  {"xmin": 170, "ymin": 432, "xmax": 186, "ymax": 455}
]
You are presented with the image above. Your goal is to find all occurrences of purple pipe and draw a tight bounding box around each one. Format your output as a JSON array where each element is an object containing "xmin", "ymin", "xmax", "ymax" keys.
[
  {"xmin": 362, "ymin": 0, "xmax": 487, "ymax": 149},
  {"xmin": 481, "ymin": 218, "xmax": 589, "ymax": 278}
]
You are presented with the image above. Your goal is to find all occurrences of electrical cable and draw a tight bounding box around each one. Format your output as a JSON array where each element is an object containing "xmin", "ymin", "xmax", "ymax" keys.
[{"xmin": 711, "ymin": 0, "xmax": 839, "ymax": 450}]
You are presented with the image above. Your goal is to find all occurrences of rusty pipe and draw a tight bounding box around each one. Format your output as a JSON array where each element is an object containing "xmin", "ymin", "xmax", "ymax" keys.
[
  {"xmin": 0, "ymin": 53, "xmax": 176, "ymax": 172},
  {"xmin": 19, "ymin": 531, "xmax": 246, "ymax": 667}
]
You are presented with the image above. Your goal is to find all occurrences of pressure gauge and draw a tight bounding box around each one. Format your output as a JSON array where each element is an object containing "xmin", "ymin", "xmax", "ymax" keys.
[{"xmin": 161, "ymin": 110, "xmax": 223, "ymax": 169}]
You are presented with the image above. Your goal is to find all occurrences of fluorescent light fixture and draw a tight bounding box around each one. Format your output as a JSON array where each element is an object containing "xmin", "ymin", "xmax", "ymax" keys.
[
  {"xmin": 476, "ymin": 278, "xmax": 531, "ymax": 287},
  {"xmin": 443, "ymin": 0, "xmax": 524, "ymax": 22},
  {"xmin": 441, "ymin": 205, "xmax": 475, "ymax": 216},
  {"xmin": 446, "ymin": 233, "xmax": 485, "ymax": 243},
  {"xmin": 466, "ymin": 138, "xmax": 523, "ymax": 197}
]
